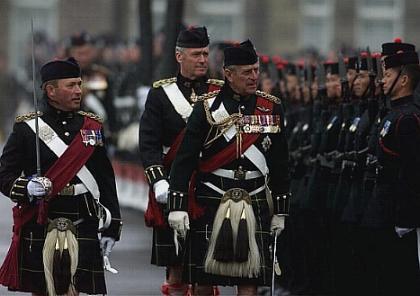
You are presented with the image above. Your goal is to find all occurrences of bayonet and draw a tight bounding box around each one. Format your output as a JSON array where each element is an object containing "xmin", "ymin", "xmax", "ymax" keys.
[
  {"xmin": 306, "ymin": 61, "xmax": 313, "ymax": 89},
  {"xmin": 376, "ymin": 55, "xmax": 383, "ymax": 84},
  {"xmin": 357, "ymin": 50, "xmax": 362, "ymax": 74},
  {"xmin": 338, "ymin": 52, "xmax": 350, "ymax": 102},
  {"xmin": 366, "ymin": 47, "xmax": 376, "ymax": 98},
  {"xmin": 338, "ymin": 53, "xmax": 348, "ymax": 84},
  {"xmin": 366, "ymin": 47, "xmax": 374, "ymax": 77},
  {"xmin": 296, "ymin": 64, "xmax": 304, "ymax": 102},
  {"xmin": 306, "ymin": 61, "xmax": 314, "ymax": 101},
  {"xmin": 316, "ymin": 62, "xmax": 326, "ymax": 91}
]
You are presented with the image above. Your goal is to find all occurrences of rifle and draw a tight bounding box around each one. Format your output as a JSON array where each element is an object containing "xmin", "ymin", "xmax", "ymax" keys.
[
  {"xmin": 297, "ymin": 64, "xmax": 304, "ymax": 103},
  {"xmin": 366, "ymin": 47, "xmax": 376, "ymax": 99},
  {"xmin": 316, "ymin": 61, "xmax": 327, "ymax": 100},
  {"xmin": 306, "ymin": 61, "xmax": 314, "ymax": 102},
  {"xmin": 338, "ymin": 52, "xmax": 351, "ymax": 103},
  {"xmin": 375, "ymin": 54, "xmax": 389, "ymax": 117}
]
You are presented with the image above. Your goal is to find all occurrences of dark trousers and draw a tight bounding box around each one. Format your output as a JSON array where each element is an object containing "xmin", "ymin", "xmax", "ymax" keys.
[{"xmin": 393, "ymin": 230, "xmax": 420, "ymax": 296}]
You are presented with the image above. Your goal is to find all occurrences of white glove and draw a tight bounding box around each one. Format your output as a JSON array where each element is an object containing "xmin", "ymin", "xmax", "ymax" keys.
[
  {"xmin": 168, "ymin": 211, "xmax": 190, "ymax": 238},
  {"xmin": 100, "ymin": 236, "xmax": 116, "ymax": 257},
  {"xmin": 153, "ymin": 180, "xmax": 170, "ymax": 204},
  {"xmin": 395, "ymin": 226, "xmax": 414, "ymax": 238},
  {"xmin": 270, "ymin": 215, "xmax": 285, "ymax": 237},
  {"xmin": 27, "ymin": 177, "xmax": 52, "ymax": 198}
]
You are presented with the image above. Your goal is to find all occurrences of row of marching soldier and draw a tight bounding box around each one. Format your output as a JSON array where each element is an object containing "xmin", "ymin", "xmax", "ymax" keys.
[{"xmin": 272, "ymin": 39, "xmax": 420, "ymax": 296}]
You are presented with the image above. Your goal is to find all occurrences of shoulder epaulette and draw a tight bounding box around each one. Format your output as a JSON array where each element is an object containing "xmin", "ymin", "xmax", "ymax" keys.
[
  {"xmin": 152, "ymin": 77, "xmax": 177, "ymax": 88},
  {"xmin": 15, "ymin": 111, "xmax": 43, "ymax": 123},
  {"xmin": 77, "ymin": 111, "xmax": 104, "ymax": 123},
  {"xmin": 206, "ymin": 79, "xmax": 224, "ymax": 87},
  {"xmin": 255, "ymin": 90, "xmax": 281, "ymax": 104},
  {"xmin": 195, "ymin": 90, "xmax": 221, "ymax": 102}
]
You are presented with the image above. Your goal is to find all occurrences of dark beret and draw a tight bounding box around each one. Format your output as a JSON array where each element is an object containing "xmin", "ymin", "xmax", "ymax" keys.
[
  {"xmin": 40, "ymin": 57, "xmax": 81, "ymax": 85},
  {"xmin": 176, "ymin": 26, "xmax": 209, "ymax": 48},
  {"xmin": 224, "ymin": 39, "xmax": 258, "ymax": 67},
  {"xmin": 383, "ymin": 51, "xmax": 419, "ymax": 70}
]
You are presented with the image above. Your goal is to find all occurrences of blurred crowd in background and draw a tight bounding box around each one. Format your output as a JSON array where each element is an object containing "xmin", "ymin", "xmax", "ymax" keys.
[{"xmin": 0, "ymin": 28, "xmax": 351, "ymax": 161}]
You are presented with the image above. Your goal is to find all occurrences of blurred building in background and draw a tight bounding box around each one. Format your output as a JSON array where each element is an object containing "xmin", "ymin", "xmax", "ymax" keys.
[{"xmin": 0, "ymin": 0, "xmax": 419, "ymax": 73}]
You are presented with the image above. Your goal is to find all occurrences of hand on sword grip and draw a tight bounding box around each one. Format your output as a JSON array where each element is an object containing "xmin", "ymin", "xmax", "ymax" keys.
[{"xmin": 27, "ymin": 177, "xmax": 52, "ymax": 199}]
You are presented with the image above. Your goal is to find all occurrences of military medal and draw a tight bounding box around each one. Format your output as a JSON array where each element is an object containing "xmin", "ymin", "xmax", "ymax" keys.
[
  {"xmin": 261, "ymin": 135, "xmax": 272, "ymax": 152},
  {"xmin": 240, "ymin": 115, "xmax": 281, "ymax": 134},
  {"xmin": 80, "ymin": 129, "xmax": 104, "ymax": 146},
  {"xmin": 327, "ymin": 116, "xmax": 338, "ymax": 130},
  {"xmin": 349, "ymin": 117, "xmax": 361, "ymax": 132},
  {"xmin": 380, "ymin": 120, "xmax": 391, "ymax": 137}
]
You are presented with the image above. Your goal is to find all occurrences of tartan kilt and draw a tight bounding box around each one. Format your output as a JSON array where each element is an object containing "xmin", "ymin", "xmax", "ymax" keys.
[
  {"xmin": 12, "ymin": 194, "xmax": 106, "ymax": 295},
  {"xmin": 182, "ymin": 176, "xmax": 274, "ymax": 287},
  {"xmin": 151, "ymin": 224, "xmax": 183, "ymax": 266}
]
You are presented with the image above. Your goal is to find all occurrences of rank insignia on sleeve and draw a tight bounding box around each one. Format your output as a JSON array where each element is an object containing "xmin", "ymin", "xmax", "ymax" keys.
[{"xmin": 80, "ymin": 129, "xmax": 104, "ymax": 146}]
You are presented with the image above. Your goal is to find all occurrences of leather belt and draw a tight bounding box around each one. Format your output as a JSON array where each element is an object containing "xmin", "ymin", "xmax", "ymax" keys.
[
  {"xmin": 202, "ymin": 181, "xmax": 266, "ymax": 197},
  {"xmin": 211, "ymin": 168, "xmax": 263, "ymax": 180},
  {"xmin": 58, "ymin": 183, "xmax": 89, "ymax": 196}
]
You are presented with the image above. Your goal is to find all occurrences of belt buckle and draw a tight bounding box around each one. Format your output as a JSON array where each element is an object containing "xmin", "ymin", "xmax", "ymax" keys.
[
  {"xmin": 60, "ymin": 185, "xmax": 74, "ymax": 196},
  {"xmin": 234, "ymin": 166, "xmax": 246, "ymax": 180},
  {"xmin": 222, "ymin": 188, "xmax": 251, "ymax": 204}
]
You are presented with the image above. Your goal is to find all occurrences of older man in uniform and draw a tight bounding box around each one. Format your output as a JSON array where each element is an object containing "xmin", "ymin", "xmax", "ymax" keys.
[
  {"xmin": 167, "ymin": 40, "xmax": 290, "ymax": 295},
  {"xmin": 0, "ymin": 57, "xmax": 122, "ymax": 295},
  {"xmin": 139, "ymin": 26, "xmax": 223, "ymax": 295}
]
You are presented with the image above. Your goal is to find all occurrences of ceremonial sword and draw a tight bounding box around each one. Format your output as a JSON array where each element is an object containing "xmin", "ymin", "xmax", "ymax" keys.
[{"xmin": 31, "ymin": 18, "xmax": 41, "ymax": 177}]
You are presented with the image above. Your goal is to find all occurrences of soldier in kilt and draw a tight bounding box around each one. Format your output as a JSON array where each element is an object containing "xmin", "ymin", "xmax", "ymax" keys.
[
  {"xmin": 167, "ymin": 40, "xmax": 290, "ymax": 295},
  {"xmin": 0, "ymin": 57, "xmax": 122, "ymax": 295},
  {"xmin": 139, "ymin": 26, "xmax": 224, "ymax": 295}
]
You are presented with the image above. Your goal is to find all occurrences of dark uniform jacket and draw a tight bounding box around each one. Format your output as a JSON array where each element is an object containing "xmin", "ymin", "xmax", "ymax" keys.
[
  {"xmin": 139, "ymin": 74, "xmax": 223, "ymax": 186},
  {"xmin": 139, "ymin": 74, "xmax": 224, "ymax": 267},
  {"xmin": 0, "ymin": 102, "xmax": 121, "ymax": 294},
  {"xmin": 376, "ymin": 95, "xmax": 420, "ymax": 228},
  {"xmin": 166, "ymin": 83, "xmax": 290, "ymax": 286},
  {"xmin": 168, "ymin": 83, "xmax": 290, "ymax": 214},
  {"xmin": 0, "ymin": 102, "xmax": 122, "ymax": 239}
]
